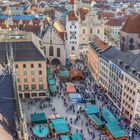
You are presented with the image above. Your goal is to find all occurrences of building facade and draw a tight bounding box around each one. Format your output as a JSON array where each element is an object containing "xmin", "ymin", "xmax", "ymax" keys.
[
  {"xmin": 99, "ymin": 46, "xmax": 140, "ymax": 128},
  {"xmin": 43, "ymin": 17, "xmax": 67, "ymax": 65},
  {"xmin": 80, "ymin": 9, "xmax": 104, "ymax": 45},
  {"xmin": 0, "ymin": 30, "xmax": 48, "ymax": 99},
  {"xmin": 87, "ymin": 37, "xmax": 109, "ymax": 82},
  {"xmin": 120, "ymin": 14, "xmax": 140, "ymax": 52},
  {"xmin": 66, "ymin": 0, "xmax": 80, "ymax": 59}
]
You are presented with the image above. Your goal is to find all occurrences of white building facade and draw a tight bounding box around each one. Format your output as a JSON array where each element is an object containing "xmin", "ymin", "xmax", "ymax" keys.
[{"xmin": 66, "ymin": 0, "xmax": 80, "ymax": 59}]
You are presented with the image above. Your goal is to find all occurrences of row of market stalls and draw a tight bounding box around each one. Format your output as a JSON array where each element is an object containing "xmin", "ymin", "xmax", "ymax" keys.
[
  {"xmin": 65, "ymin": 82, "xmax": 84, "ymax": 103},
  {"xmin": 83, "ymin": 105, "xmax": 128, "ymax": 140},
  {"xmin": 59, "ymin": 69, "xmax": 84, "ymax": 81},
  {"xmin": 30, "ymin": 112, "xmax": 82, "ymax": 139},
  {"xmin": 47, "ymin": 67, "xmax": 57, "ymax": 95}
]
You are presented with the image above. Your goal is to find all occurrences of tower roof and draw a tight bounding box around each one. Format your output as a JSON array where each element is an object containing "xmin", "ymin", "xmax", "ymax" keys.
[{"xmin": 70, "ymin": 0, "xmax": 76, "ymax": 4}]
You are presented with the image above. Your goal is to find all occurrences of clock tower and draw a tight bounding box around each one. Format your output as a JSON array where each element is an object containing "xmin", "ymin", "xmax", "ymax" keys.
[{"xmin": 66, "ymin": 0, "xmax": 80, "ymax": 60}]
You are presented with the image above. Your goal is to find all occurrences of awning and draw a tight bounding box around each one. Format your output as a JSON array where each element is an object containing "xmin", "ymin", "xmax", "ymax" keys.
[
  {"xmin": 66, "ymin": 86, "xmax": 76, "ymax": 93},
  {"xmin": 66, "ymin": 58, "xmax": 70, "ymax": 65},
  {"xmin": 48, "ymin": 79, "xmax": 56, "ymax": 86},
  {"xmin": 47, "ymin": 74, "xmax": 54, "ymax": 80},
  {"xmin": 31, "ymin": 112, "xmax": 47, "ymax": 124},
  {"xmin": 50, "ymin": 84, "xmax": 57, "ymax": 93}
]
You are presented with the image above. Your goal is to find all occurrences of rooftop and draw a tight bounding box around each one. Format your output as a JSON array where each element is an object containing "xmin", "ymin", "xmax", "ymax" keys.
[
  {"xmin": 121, "ymin": 14, "xmax": 140, "ymax": 33},
  {"xmin": 0, "ymin": 73, "xmax": 16, "ymax": 140}
]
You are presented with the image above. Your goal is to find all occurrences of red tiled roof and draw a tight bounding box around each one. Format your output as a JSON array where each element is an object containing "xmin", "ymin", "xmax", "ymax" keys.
[
  {"xmin": 93, "ymin": 36, "xmax": 109, "ymax": 51},
  {"xmin": 68, "ymin": 11, "xmax": 78, "ymax": 20},
  {"xmin": 70, "ymin": 0, "xmax": 76, "ymax": 4},
  {"xmin": 121, "ymin": 14, "xmax": 140, "ymax": 33},
  {"xmin": 106, "ymin": 18, "xmax": 125, "ymax": 26},
  {"xmin": 98, "ymin": 12, "xmax": 114, "ymax": 20}
]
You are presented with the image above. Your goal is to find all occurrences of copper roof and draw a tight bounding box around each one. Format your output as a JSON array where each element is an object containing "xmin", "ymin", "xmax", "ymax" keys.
[
  {"xmin": 93, "ymin": 36, "xmax": 109, "ymax": 51},
  {"xmin": 68, "ymin": 11, "xmax": 78, "ymax": 20},
  {"xmin": 121, "ymin": 14, "xmax": 140, "ymax": 33}
]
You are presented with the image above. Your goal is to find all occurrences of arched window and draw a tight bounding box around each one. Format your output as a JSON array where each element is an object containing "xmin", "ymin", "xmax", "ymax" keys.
[
  {"xmin": 49, "ymin": 46, "xmax": 53, "ymax": 56},
  {"xmin": 57, "ymin": 48, "xmax": 60, "ymax": 57}
]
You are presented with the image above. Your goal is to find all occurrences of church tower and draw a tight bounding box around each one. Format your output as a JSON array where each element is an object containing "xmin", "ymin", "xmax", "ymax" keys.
[{"xmin": 66, "ymin": 0, "xmax": 80, "ymax": 60}]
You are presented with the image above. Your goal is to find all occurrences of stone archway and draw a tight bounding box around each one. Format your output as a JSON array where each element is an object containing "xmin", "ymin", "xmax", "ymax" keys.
[{"xmin": 51, "ymin": 58, "xmax": 61, "ymax": 65}]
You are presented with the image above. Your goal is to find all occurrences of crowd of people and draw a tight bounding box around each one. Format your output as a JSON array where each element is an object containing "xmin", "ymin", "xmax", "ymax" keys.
[{"xmin": 22, "ymin": 54, "xmax": 139, "ymax": 140}]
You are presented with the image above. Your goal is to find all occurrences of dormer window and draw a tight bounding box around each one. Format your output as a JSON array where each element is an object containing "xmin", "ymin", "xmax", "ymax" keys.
[
  {"xmin": 130, "ymin": 68, "xmax": 136, "ymax": 74},
  {"xmin": 137, "ymin": 72, "xmax": 140, "ymax": 78}
]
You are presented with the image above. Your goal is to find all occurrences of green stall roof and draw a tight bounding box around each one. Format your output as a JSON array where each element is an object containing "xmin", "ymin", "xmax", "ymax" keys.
[
  {"xmin": 60, "ymin": 135, "xmax": 70, "ymax": 140},
  {"xmin": 48, "ymin": 79, "xmax": 56, "ymax": 86},
  {"xmin": 31, "ymin": 112, "xmax": 47, "ymax": 124},
  {"xmin": 71, "ymin": 133, "xmax": 82, "ymax": 140},
  {"xmin": 84, "ymin": 105, "xmax": 99, "ymax": 115},
  {"xmin": 59, "ymin": 70, "xmax": 70, "ymax": 78},
  {"xmin": 47, "ymin": 68, "xmax": 53, "ymax": 75},
  {"xmin": 50, "ymin": 84, "xmax": 57, "ymax": 93},
  {"xmin": 51, "ymin": 118, "xmax": 69, "ymax": 133},
  {"xmin": 47, "ymin": 74, "xmax": 54, "ymax": 80},
  {"xmin": 88, "ymin": 114, "xmax": 103, "ymax": 126},
  {"xmin": 106, "ymin": 123, "xmax": 127, "ymax": 138},
  {"xmin": 102, "ymin": 108, "xmax": 118, "ymax": 124}
]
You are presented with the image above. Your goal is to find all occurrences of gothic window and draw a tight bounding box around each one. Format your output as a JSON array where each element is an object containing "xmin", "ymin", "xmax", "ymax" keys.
[
  {"xmin": 49, "ymin": 46, "xmax": 53, "ymax": 56},
  {"xmin": 57, "ymin": 48, "xmax": 60, "ymax": 57}
]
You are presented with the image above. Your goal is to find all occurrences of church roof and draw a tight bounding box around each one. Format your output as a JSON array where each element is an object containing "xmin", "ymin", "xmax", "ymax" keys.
[{"xmin": 121, "ymin": 14, "xmax": 140, "ymax": 33}]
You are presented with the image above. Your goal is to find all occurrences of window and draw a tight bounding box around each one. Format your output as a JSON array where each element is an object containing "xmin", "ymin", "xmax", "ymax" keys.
[
  {"xmin": 57, "ymin": 48, "xmax": 60, "ymax": 57},
  {"xmin": 18, "ymin": 85, "xmax": 21, "ymax": 91},
  {"xmin": 31, "ymin": 71, "xmax": 35, "ymax": 75},
  {"xmin": 15, "ymin": 64, "xmax": 18, "ymax": 68},
  {"xmin": 31, "ymin": 64, "xmax": 34, "ymax": 68},
  {"xmin": 31, "ymin": 84, "xmax": 36, "ymax": 90},
  {"xmin": 72, "ymin": 46, "xmax": 75, "ymax": 51},
  {"xmin": 24, "ymin": 78, "xmax": 28, "ymax": 82},
  {"xmin": 24, "ymin": 85, "xmax": 29, "ymax": 90},
  {"xmin": 39, "ymin": 71, "xmax": 42, "ymax": 75},
  {"xmin": 90, "ymin": 28, "xmax": 92, "ymax": 34},
  {"xmin": 32, "ymin": 78, "xmax": 35, "ymax": 82},
  {"xmin": 39, "ymin": 77, "xmax": 42, "ymax": 82},
  {"xmin": 129, "ymin": 38, "xmax": 134, "ymax": 44},
  {"xmin": 38, "ymin": 63, "xmax": 42, "ymax": 68},
  {"xmin": 23, "ymin": 64, "xmax": 26, "ymax": 68},
  {"xmin": 97, "ymin": 29, "xmax": 100, "ymax": 34},
  {"xmin": 39, "ymin": 84, "xmax": 44, "ymax": 90},
  {"xmin": 83, "ymin": 29, "xmax": 85, "ymax": 34},
  {"xmin": 23, "ymin": 71, "xmax": 27, "ymax": 75},
  {"xmin": 17, "ymin": 78, "xmax": 20, "ymax": 83},
  {"xmin": 49, "ymin": 46, "xmax": 53, "ymax": 56}
]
